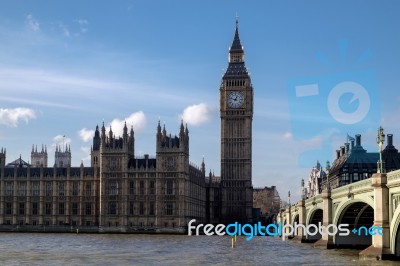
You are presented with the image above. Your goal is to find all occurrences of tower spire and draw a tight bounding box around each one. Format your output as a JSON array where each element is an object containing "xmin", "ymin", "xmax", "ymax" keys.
[{"xmin": 230, "ymin": 16, "xmax": 243, "ymax": 53}]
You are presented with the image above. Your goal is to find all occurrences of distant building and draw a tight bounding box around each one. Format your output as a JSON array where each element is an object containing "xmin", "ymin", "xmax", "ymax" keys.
[
  {"xmin": 306, "ymin": 161, "xmax": 326, "ymax": 198},
  {"xmin": 0, "ymin": 122, "xmax": 219, "ymax": 232},
  {"xmin": 6, "ymin": 156, "xmax": 30, "ymax": 168},
  {"xmin": 253, "ymin": 186, "xmax": 280, "ymax": 218},
  {"xmin": 322, "ymin": 133, "xmax": 400, "ymax": 189}
]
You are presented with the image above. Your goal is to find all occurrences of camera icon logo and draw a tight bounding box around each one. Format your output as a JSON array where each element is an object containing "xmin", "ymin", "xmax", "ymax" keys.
[{"xmin": 287, "ymin": 67, "xmax": 380, "ymax": 167}]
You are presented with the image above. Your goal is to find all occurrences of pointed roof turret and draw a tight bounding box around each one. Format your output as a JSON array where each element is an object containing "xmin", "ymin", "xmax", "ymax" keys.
[
  {"xmin": 123, "ymin": 121, "xmax": 128, "ymax": 135},
  {"xmin": 229, "ymin": 16, "xmax": 243, "ymax": 53},
  {"xmin": 109, "ymin": 126, "xmax": 113, "ymax": 140},
  {"xmin": 95, "ymin": 125, "xmax": 100, "ymax": 137},
  {"xmin": 130, "ymin": 125, "xmax": 134, "ymax": 136},
  {"xmin": 180, "ymin": 119, "xmax": 185, "ymax": 136},
  {"xmin": 223, "ymin": 17, "xmax": 249, "ymax": 79},
  {"xmin": 157, "ymin": 120, "xmax": 162, "ymax": 134},
  {"xmin": 162, "ymin": 124, "xmax": 166, "ymax": 136}
]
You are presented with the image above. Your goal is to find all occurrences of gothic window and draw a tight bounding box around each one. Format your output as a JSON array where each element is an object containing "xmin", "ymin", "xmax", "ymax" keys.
[
  {"xmin": 72, "ymin": 203, "xmax": 79, "ymax": 215},
  {"xmin": 19, "ymin": 203, "xmax": 25, "ymax": 215},
  {"xmin": 149, "ymin": 202, "xmax": 155, "ymax": 215},
  {"xmin": 109, "ymin": 180, "xmax": 118, "ymax": 196},
  {"xmin": 129, "ymin": 202, "xmax": 134, "ymax": 215},
  {"xmin": 59, "ymin": 203, "xmax": 65, "ymax": 215},
  {"xmin": 150, "ymin": 181, "xmax": 155, "ymax": 195},
  {"xmin": 165, "ymin": 202, "xmax": 174, "ymax": 216},
  {"xmin": 59, "ymin": 182, "xmax": 65, "ymax": 196},
  {"xmin": 110, "ymin": 159, "xmax": 118, "ymax": 170},
  {"xmin": 45, "ymin": 203, "xmax": 52, "ymax": 215},
  {"xmin": 72, "ymin": 182, "xmax": 79, "ymax": 196},
  {"xmin": 85, "ymin": 203, "xmax": 92, "ymax": 215},
  {"xmin": 32, "ymin": 182, "xmax": 40, "ymax": 196},
  {"xmin": 6, "ymin": 182, "xmax": 13, "ymax": 196},
  {"xmin": 129, "ymin": 181, "xmax": 135, "ymax": 195},
  {"xmin": 46, "ymin": 182, "xmax": 52, "ymax": 196},
  {"xmin": 109, "ymin": 202, "xmax": 117, "ymax": 215},
  {"xmin": 139, "ymin": 180, "xmax": 144, "ymax": 195},
  {"xmin": 85, "ymin": 182, "xmax": 92, "ymax": 196},
  {"xmin": 166, "ymin": 180, "xmax": 174, "ymax": 195},
  {"xmin": 139, "ymin": 202, "xmax": 144, "ymax": 215},
  {"xmin": 5, "ymin": 202, "xmax": 12, "ymax": 215},
  {"xmin": 32, "ymin": 202, "xmax": 38, "ymax": 215},
  {"xmin": 19, "ymin": 182, "xmax": 26, "ymax": 196}
]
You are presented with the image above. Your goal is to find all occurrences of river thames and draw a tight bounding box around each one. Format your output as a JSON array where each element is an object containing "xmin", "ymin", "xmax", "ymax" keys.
[{"xmin": 0, "ymin": 233, "xmax": 398, "ymax": 265}]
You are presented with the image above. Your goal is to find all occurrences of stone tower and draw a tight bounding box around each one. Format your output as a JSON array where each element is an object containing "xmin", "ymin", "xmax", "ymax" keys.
[
  {"xmin": 91, "ymin": 125, "xmax": 101, "ymax": 167},
  {"xmin": 155, "ymin": 120, "xmax": 190, "ymax": 226},
  {"xmin": 55, "ymin": 144, "xmax": 71, "ymax": 167},
  {"xmin": 99, "ymin": 122, "xmax": 134, "ymax": 228},
  {"xmin": 0, "ymin": 147, "xmax": 5, "ymax": 168},
  {"xmin": 31, "ymin": 145, "xmax": 48, "ymax": 167},
  {"xmin": 220, "ymin": 19, "xmax": 254, "ymax": 223}
]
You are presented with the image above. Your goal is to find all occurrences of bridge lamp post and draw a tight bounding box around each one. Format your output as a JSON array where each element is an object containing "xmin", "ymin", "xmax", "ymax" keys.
[
  {"xmin": 376, "ymin": 126, "xmax": 385, "ymax": 173},
  {"xmin": 301, "ymin": 178, "xmax": 305, "ymax": 200}
]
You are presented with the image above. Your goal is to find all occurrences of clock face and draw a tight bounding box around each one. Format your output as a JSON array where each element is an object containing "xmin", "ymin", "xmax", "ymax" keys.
[{"xmin": 227, "ymin": 91, "xmax": 244, "ymax": 108}]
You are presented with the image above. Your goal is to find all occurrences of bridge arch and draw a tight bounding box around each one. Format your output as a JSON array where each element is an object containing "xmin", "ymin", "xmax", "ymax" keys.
[
  {"xmin": 390, "ymin": 204, "xmax": 400, "ymax": 256},
  {"xmin": 306, "ymin": 208, "xmax": 323, "ymax": 241},
  {"xmin": 333, "ymin": 199, "xmax": 374, "ymax": 247}
]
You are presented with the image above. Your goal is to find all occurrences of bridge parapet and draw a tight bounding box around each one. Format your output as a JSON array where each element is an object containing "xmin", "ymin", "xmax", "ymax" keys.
[
  {"xmin": 387, "ymin": 169, "xmax": 400, "ymax": 187},
  {"xmin": 330, "ymin": 178, "xmax": 372, "ymax": 200},
  {"xmin": 304, "ymin": 194, "xmax": 322, "ymax": 208}
]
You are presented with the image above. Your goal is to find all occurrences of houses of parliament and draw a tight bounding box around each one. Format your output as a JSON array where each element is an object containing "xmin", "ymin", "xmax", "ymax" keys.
[{"xmin": 0, "ymin": 20, "xmax": 254, "ymax": 232}]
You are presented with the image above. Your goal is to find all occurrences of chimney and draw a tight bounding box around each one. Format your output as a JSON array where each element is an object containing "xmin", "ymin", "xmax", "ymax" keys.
[
  {"xmin": 387, "ymin": 134, "xmax": 393, "ymax": 146},
  {"xmin": 336, "ymin": 150, "xmax": 340, "ymax": 159},
  {"xmin": 356, "ymin": 134, "xmax": 361, "ymax": 146},
  {"xmin": 345, "ymin": 143, "xmax": 350, "ymax": 154},
  {"xmin": 351, "ymin": 139, "xmax": 355, "ymax": 150},
  {"xmin": 340, "ymin": 146, "xmax": 345, "ymax": 156}
]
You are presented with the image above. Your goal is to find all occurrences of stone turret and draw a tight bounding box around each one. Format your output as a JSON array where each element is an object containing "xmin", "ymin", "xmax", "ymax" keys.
[
  {"xmin": 0, "ymin": 147, "xmax": 5, "ymax": 168},
  {"xmin": 31, "ymin": 144, "xmax": 48, "ymax": 167}
]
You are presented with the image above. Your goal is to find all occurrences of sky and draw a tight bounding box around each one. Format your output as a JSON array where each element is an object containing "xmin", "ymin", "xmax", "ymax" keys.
[{"xmin": 1, "ymin": 1, "xmax": 400, "ymax": 202}]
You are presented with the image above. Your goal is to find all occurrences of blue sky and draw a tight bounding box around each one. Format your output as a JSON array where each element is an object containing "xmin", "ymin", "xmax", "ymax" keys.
[{"xmin": 1, "ymin": 1, "xmax": 400, "ymax": 201}]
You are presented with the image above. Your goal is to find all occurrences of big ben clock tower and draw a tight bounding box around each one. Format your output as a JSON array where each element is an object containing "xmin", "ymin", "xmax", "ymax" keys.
[{"xmin": 220, "ymin": 19, "xmax": 253, "ymax": 224}]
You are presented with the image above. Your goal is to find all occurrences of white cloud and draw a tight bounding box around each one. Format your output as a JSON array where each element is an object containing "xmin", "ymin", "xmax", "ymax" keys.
[
  {"xmin": 26, "ymin": 14, "xmax": 40, "ymax": 32},
  {"xmin": 52, "ymin": 135, "xmax": 72, "ymax": 150},
  {"xmin": 79, "ymin": 128, "xmax": 95, "ymax": 142},
  {"xmin": 80, "ymin": 146, "xmax": 91, "ymax": 162},
  {"xmin": 0, "ymin": 108, "xmax": 36, "ymax": 127},
  {"xmin": 108, "ymin": 111, "xmax": 146, "ymax": 137},
  {"xmin": 59, "ymin": 23, "xmax": 70, "ymax": 37},
  {"xmin": 181, "ymin": 103, "xmax": 214, "ymax": 126},
  {"xmin": 76, "ymin": 19, "xmax": 88, "ymax": 25},
  {"xmin": 283, "ymin": 131, "xmax": 292, "ymax": 140},
  {"xmin": 75, "ymin": 19, "xmax": 88, "ymax": 34}
]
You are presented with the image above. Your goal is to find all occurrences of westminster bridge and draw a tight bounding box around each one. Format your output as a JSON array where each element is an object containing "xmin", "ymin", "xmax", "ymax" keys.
[{"xmin": 277, "ymin": 170, "xmax": 400, "ymax": 260}]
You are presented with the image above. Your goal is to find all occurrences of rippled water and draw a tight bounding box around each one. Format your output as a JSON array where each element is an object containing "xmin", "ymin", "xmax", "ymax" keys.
[{"xmin": 0, "ymin": 233, "xmax": 398, "ymax": 265}]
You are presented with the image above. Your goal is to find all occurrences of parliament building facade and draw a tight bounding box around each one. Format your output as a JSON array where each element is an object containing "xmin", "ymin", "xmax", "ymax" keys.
[{"xmin": 0, "ymin": 20, "xmax": 254, "ymax": 232}]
